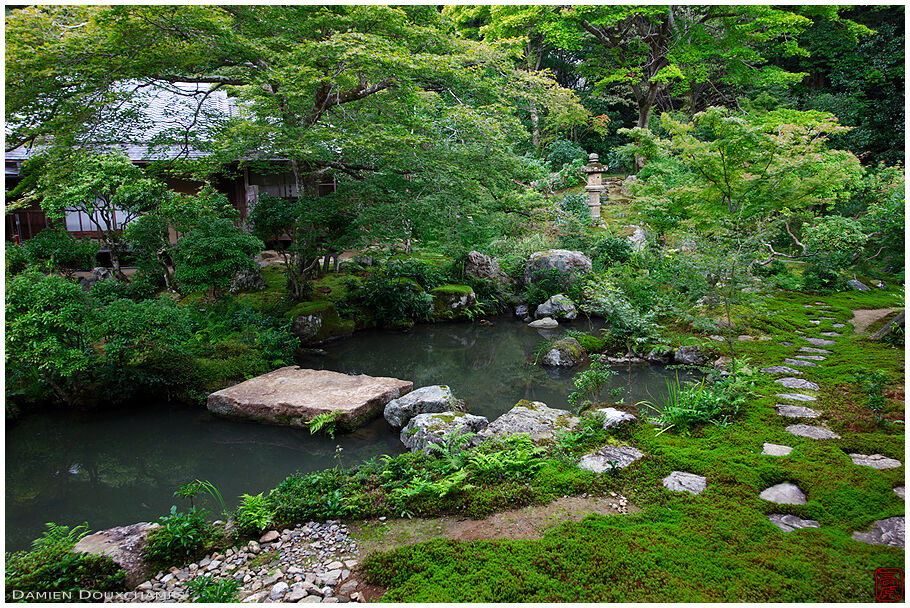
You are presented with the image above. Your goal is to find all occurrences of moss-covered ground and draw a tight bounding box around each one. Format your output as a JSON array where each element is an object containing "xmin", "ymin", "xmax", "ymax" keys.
[{"xmin": 360, "ymin": 287, "xmax": 904, "ymax": 602}]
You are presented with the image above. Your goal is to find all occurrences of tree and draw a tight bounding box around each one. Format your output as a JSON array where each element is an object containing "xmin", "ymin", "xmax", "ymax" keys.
[{"xmin": 172, "ymin": 218, "xmax": 263, "ymax": 299}]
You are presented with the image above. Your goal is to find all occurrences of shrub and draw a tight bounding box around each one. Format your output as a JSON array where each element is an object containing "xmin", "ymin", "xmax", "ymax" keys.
[
  {"xmin": 173, "ymin": 218, "xmax": 263, "ymax": 298},
  {"xmin": 143, "ymin": 506, "xmax": 210, "ymax": 566},
  {"xmin": 556, "ymin": 192, "xmax": 589, "ymax": 223},
  {"xmin": 234, "ymin": 493, "xmax": 274, "ymax": 535},
  {"xmin": 485, "ymin": 233, "xmax": 559, "ymax": 279},
  {"xmin": 90, "ymin": 273, "xmax": 160, "ymax": 303},
  {"xmin": 590, "ymin": 236, "xmax": 633, "ymax": 271},
  {"xmin": 6, "ymin": 241, "xmax": 31, "ymax": 275},
  {"xmin": 802, "ymin": 263, "xmax": 841, "ymax": 292},
  {"xmin": 383, "ymin": 259, "xmax": 448, "ymax": 290},
  {"xmin": 267, "ymin": 470, "xmax": 355, "ymax": 524},
  {"xmin": 186, "ymin": 575, "xmax": 241, "ymax": 603},
  {"xmin": 338, "ymin": 275, "xmax": 432, "ymax": 326},
  {"xmin": 580, "ymin": 275, "xmax": 660, "ymax": 348},
  {"xmin": 5, "ymin": 523, "xmax": 126, "ymax": 602},
  {"xmin": 567, "ymin": 359, "xmax": 621, "ymax": 414},
  {"xmin": 522, "ymin": 268, "xmax": 585, "ymax": 310},
  {"xmin": 641, "ymin": 374, "xmax": 747, "ymax": 432},
  {"xmin": 23, "ymin": 229, "xmax": 99, "ymax": 276},
  {"xmin": 547, "ymin": 139, "xmax": 587, "ymax": 171},
  {"xmin": 852, "ymin": 371, "xmax": 889, "ymax": 411}
]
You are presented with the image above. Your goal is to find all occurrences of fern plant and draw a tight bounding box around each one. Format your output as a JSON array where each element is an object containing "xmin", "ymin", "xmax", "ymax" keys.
[{"xmin": 306, "ymin": 410, "xmax": 340, "ymax": 438}]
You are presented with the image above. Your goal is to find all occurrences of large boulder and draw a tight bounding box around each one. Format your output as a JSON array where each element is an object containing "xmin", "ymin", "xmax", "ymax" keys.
[
  {"xmin": 430, "ymin": 285, "xmax": 477, "ymax": 320},
  {"xmin": 465, "ymin": 251, "xmax": 511, "ymax": 285},
  {"xmin": 524, "ymin": 250, "xmax": 592, "ymax": 286},
  {"xmin": 73, "ymin": 522, "xmax": 159, "ymax": 587},
  {"xmin": 534, "ymin": 294, "xmax": 578, "ymax": 320},
  {"xmin": 207, "ymin": 367, "xmax": 413, "ymax": 431},
  {"xmin": 674, "ymin": 345, "xmax": 706, "ymax": 366},
  {"xmin": 625, "ymin": 225, "xmax": 648, "ymax": 252},
  {"xmin": 229, "ymin": 266, "xmax": 266, "ymax": 294},
  {"xmin": 400, "ymin": 411, "xmax": 489, "ymax": 453},
  {"xmin": 289, "ymin": 302, "xmax": 354, "ymax": 346},
  {"xmin": 477, "ymin": 400, "xmax": 580, "ymax": 445},
  {"xmin": 540, "ymin": 337, "xmax": 586, "ymax": 368},
  {"xmin": 528, "ymin": 317, "xmax": 559, "ymax": 329},
  {"xmin": 384, "ymin": 385, "xmax": 466, "ymax": 428}
]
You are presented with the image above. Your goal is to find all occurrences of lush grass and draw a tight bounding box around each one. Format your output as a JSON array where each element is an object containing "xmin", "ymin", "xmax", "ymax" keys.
[{"xmin": 361, "ymin": 286, "xmax": 904, "ymax": 602}]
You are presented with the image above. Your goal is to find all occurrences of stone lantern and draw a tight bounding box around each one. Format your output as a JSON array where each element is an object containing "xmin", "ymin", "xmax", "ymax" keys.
[{"xmin": 583, "ymin": 153, "xmax": 606, "ymax": 220}]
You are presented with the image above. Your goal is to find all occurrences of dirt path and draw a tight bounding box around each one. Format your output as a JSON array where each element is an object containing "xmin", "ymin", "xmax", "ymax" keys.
[{"xmin": 850, "ymin": 308, "xmax": 898, "ymax": 334}]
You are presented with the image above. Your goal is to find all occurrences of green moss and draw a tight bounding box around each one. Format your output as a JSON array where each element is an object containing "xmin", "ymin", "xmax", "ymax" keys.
[{"xmin": 431, "ymin": 284, "xmax": 475, "ymax": 296}]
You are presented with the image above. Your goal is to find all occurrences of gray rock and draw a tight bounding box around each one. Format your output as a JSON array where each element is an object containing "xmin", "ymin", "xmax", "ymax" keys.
[
  {"xmin": 72, "ymin": 521, "xmax": 159, "ymax": 587},
  {"xmin": 524, "ymin": 249, "xmax": 592, "ymax": 286},
  {"xmin": 820, "ymin": 331, "xmax": 842, "ymax": 337},
  {"xmin": 759, "ymin": 482, "xmax": 807, "ymax": 505},
  {"xmin": 847, "ymin": 279, "xmax": 870, "ymax": 291},
  {"xmin": 894, "ymin": 487, "xmax": 905, "ymax": 499},
  {"xmin": 241, "ymin": 591, "xmax": 269, "ymax": 603},
  {"xmin": 777, "ymin": 393, "xmax": 818, "ymax": 401},
  {"xmin": 762, "ymin": 443, "xmax": 793, "ymax": 456},
  {"xmin": 768, "ymin": 514, "xmax": 820, "ymax": 533},
  {"xmin": 775, "ymin": 404, "xmax": 821, "ymax": 418},
  {"xmin": 783, "ymin": 358, "xmax": 817, "ymax": 367},
  {"xmin": 534, "ymin": 294, "xmax": 578, "ymax": 320},
  {"xmin": 849, "ymin": 453, "xmax": 902, "ymax": 469},
  {"xmin": 799, "ymin": 346, "xmax": 832, "ymax": 354},
  {"xmin": 229, "ymin": 267, "xmax": 266, "ymax": 294},
  {"xmin": 794, "ymin": 355, "xmax": 826, "ymax": 361},
  {"xmin": 579, "ymin": 445, "xmax": 644, "ymax": 473},
  {"xmin": 271, "ymin": 581, "xmax": 290, "ymax": 596},
  {"xmin": 400, "ymin": 411, "xmax": 489, "ymax": 453},
  {"xmin": 852, "ymin": 516, "xmax": 904, "ymax": 548},
  {"xmin": 79, "ymin": 266, "xmax": 114, "ymax": 291},
  {"xmin": 780, "ymin": 341, "xmax": 794, "ymax": 346},
  {"xmin": 832, "ymin": 323, "xmax": 845, "ymax": 328},
  {"xmin": 260, "ymin": 530, "xmax": 280, "ymax": 543},
  {"xmin": 465, "ymin": 251, "xmax": 511, "ymax": 285},
  {"xmin": 761, "ymin": 366, "xmax": 804, "ymax": 375},
  {"xmin": 591, "ymin": 407, "xmax": 637, "ymax": 429},
  {"xmin": 674, "ymin": 345, "xmax": 705, "ymax": 366},
  {"xmin": 626, "ymin": 224, "xmax": 647, "ymax": 251},
  {"xmin": 515, "ymin": 304, "xmax": 529, "ymax": 318},
  {"xmin": 540, "ymin": 337, "xmax": 585, "ymax": 367},
  {"xmin": 804, "ymin": 337, "xmax": 836, "ymax": 346},
  {"xmin": 786, "ymin": 424, "xmax": 840, "ymax": 440},
  {"xmin": 662, "ymin": 471, "xmax": 707, "ymax": 495},
  {"xmin": 808, "ymin": 319, "xmax": 821, "ymax": 325},
  {"xmin": 479, "ymin": 401, "xmax": 579, "ymax": 445},
  {"xmin": 775, "ymin": 378, "xmax": 820, "ymax": 390},
  {"xmin": 528, "ymin": 317, "xmax": 559, "ymax": 329},
  {"xmin": 383, "ymin": 385, "xmax": 465, "ymax": 428}
]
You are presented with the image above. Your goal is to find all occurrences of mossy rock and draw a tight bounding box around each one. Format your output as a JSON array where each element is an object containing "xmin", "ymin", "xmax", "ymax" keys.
[
  {"xmin": 288, "ymin": 301, "xmax": 355, "ymax": 346},
  {"xmin": 430, "ymin": 284, "xmax": 477, "ymax": 320}
]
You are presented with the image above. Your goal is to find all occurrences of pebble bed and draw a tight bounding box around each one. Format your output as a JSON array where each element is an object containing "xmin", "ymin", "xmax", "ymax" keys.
[{"xmin": 125, "ymin": 521, "xmax": 364, "ymax": 603}]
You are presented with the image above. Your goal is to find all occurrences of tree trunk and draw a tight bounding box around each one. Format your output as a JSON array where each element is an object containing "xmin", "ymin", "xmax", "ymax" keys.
[
  {"xmin": 871, "ymin": 311, "xmax": 905, "ymax": 341},
  {"xmin": 530, "ymin": 98, "xmax": 541, "ymax": 152},
  {"xmin": 634, "ymin": 101, "xmax": 652, "ymax": 172}
]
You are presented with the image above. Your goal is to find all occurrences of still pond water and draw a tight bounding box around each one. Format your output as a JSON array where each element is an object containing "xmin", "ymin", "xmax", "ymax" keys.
[{"xmin": 6, "ymin": 319, "xmax": 695, "ymax": 551}]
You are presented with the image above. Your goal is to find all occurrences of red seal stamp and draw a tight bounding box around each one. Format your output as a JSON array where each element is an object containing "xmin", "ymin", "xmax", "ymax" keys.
[{"xmin": 875, "ymin": 567, "xmax": 904, "ymax": 602}]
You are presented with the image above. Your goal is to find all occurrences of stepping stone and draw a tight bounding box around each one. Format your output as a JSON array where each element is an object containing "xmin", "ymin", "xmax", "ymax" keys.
[
  {"xmin": 777, "ymin": 393, "xmax": 817, "ymax": 402},
  {"xmin": 804, "ymin": 337, "xmax": 836, "ymax": 346},
  {"xmin": 799, "ymin": 346, "xmax": 832, "ymax": 354},
  {"xmin": 759, "ymin": 482, "xmax": 807, "ymax": 504},
  {"xmin": 794, "ymin": 355, "xmax": 826, "ymax": 361},
  {"xmin": 852, "ymin": 516, "xmax": 905, "ymax": 548},
  {"xmin": 895, "ymin": 487, "xmax": 905, "ymax": 499},
  {"xmin": 783, "ymin": 358, "xmax": 817, "ymax": 367},
  {"xmin": 814, "ymin": 301, "xmax": 827, "ymax": 305},
  {"xmin": 775, "ymin": 404, "xmax": 821, "ymax": 418},
  {"xmin": 709, "ymin": 335, "xmax": 725, "ymax": 342},
  {"xmin": 832, "ymin": 323, "xmax": 845, "ymax": 328},
  {"xmin": 802, "ymin": 304, "xmax": 814, "ymax": 308},
  {"xmin": 775, "ymin": 378, "xmax": 820, "ymax": 390},
  {"xmin": 738, "ymin": 335, "xmax": 754, "ymax": 341},
  {"xmin": 808, "ymin": 320, "xmax": 820, "ymax": 325},
  {"xmin": 761, "ymin": 366, "xmax": 803, "ymax": 375},
  {"xmin": 819, "ymin": 332, "xmax": 842, "ymax": 337},
  {"xmin": 578, "ymin": 445, "xmax": 644, "ymax": 473},
  {"xmin": 662, "ymin": 471, "xmax": 707, "ymax": 495},
  {"xmin": 795, "ymin": 330, "xmax": 805, "ymax": 335},
  {"xmin": 849, "ymin": 453, "xmax": 902, "ymax": 469},
  {"xmin": 762, "ymin": 443, "xmax": 793, "ymax": 456},
  {"xmin": 780, "ymin": 341, "xmax": 793, "ymax": 346},
  {"xmin": 818, "ymin": 316, "xmax": 836, "ymax": 320},
  {"xmin": 769, "ymin": 514, "xmax": 821, "ymax": 533},
  {"xmin": 786, "ymin": 424, "xmax": 840, "ymax": 440}
]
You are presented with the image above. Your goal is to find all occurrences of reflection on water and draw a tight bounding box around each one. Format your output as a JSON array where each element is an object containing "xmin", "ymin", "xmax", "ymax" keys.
[{"xmin": 6, "ymin": 318, "xmax": 696, "ymax": 551}]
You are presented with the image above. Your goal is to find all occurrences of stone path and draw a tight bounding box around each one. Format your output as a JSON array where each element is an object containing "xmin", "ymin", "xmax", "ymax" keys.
[{"xmin": 759, "ymin": 300, "xmax": 904, "ymax": 548}]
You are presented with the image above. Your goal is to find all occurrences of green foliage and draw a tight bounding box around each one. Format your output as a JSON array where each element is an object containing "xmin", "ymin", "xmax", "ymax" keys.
[
  {"xmin": 555, "ymin": 192, "xmax": 589, "ymax": 223},
  {"xmin": 306, "ymin": 411, "xmax": 340, "ymax": 439},
  {"xmin": 383, "ymin": 259, "xmax": 448, "ymax": 291},
  {"xmin": 4, "ymin": 523, "xmax": 126, "ymax": 602},
  {"xmin": 267, "ymin": 470, "xmax": 354, "ymax": 524},
  {"xmin": 564, "ymin": 330, "xmax": 608, "ymax": 352},
  {"xmin": 589, "ymin": 235, "xmax": 633, "ymax": 271},
  {"xmin": 580, "ymin": 275, "xmax": 660, "ymax": 347},
  {"xmin": 338, "ymin": 275, "xmax": 433, "ymax": 326},
  {"xmin": 18, "ymin": 229, "xmax": 99, "ymax": 276},
  {"xmin": 567, "ymin": 359, "xmax": 621, "ymax": 414},
  {"xmin": 522, "ymin": 268, "xmax": 585, "ymax": 310},
  {"xmin": 174, "ymin": 218, "xmax": 263, "ymax": 298},
  {"xmin": 6, "ymin": 241, "xmax": 31, "ymax": 275},
  {"xmin": 186, "ymin": 575, "xmax": 240, "ymax": 603},
  {"xmin": 173, "ymin": 479, "xmax": 226, "ymax": 514},
  {"xmin": 546, "ymin": 139, "xmax": 587, "ymax": 171},
  {"xmin": 851, "ymin": 371, "xmax": 889, "ymax": 411},
  {"xmin": 466, "ymin": 435, "xmax": 546, "ymax": 482},
  {"xmin": 641, "ymin": 374, "xmax": 747, "ymax": 432},
  {"xmin": 234, "ymin": 493, "xmax": 274, "ymax": 535},
  {"xmin": 427, "ymin": 429, "xmax": 478, "ymax": 473},
  {"xmin": 485, "ymin": 233, "xmax": 559, "ymax": 279},
  {"xmin": 143, "ymin": 506, "xmax": 210, "ymax": 566},
  {"xmin": 803, "ymin": 216, "xmax": 868, "ymax": 269},
  {"xmin": 802, "ymin": 264, "xmax": 841, "ymax": 292}
]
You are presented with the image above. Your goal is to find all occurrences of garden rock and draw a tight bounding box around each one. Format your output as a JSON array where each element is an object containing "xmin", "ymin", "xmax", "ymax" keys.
[
  {"xmin": 591, "ymin": 407, "xmax": 637, "ymax": 429},
  {"xmin": 775, "ymin": 404, "xmax": 820, "ymax": 418},
  {"xmin": 383, "ymin": 385, "xmax": 465, "ymax": 428},
  {"xmin": 73, "ymin": 522, "xmax": 160, "ymax": 586},
  {"xmin": 775, "ymin": 378, "xmax": 820, "ymax": 390},
  {"xmin": 777, "ymin": 393, "xmax": 817, "ymax": 402},
  {"xmin": 207, "ymin": 367, "xmax": 413, "ymax": 431},
  {"xmin": 540, "ymin": 337, "xmax": 585, "ymax": 368},
  {"xmin": 852, "ymin": 517, "xmax": 904, "ymax": 548},
  {"xmin": 626, "ymin": 224, "xmax": 648, "ymax": 251},
  {"xmin": 768, "ymin": 514, "xmax": 820, "ymax": 533},
  {"xmin": 786, "ymin": 424, "xmax": 840, "ymax": 440},
  {"xmin": 849, "ymin": 453, "xmax": 902, "ymax": 469},
  {"xmin": 761, "ymin": 366, "xmax": 803, "ymax": 375},
  {"xmin": 847, "ymin": 279, "xmax": 871, "ymax": 291},
  {"xmin": 783, "ymin": 358, "xmax": 817, "ymax": 367},
  {"xmin": 578, "ymin": 445, "xmax": 644, "ymax": 473},
  {"xmin": 514, "ymin": 304, "xmax": 529, "ymax": 318},
  {"xmin": 759, "ymin": 483, "xmax": 807, "ymax": 505},
  {"xmin": 794, "ymin": 355, "xmax": 826, "ymax": 361},
  {"xmin": 260, "ymin": 530, "xmax": 279, "ymax": 543},
  {"xmin": 528, "ymin": 317, "xmax": 559, "ymax": 329},
  {"xmin": 400, "ymin": 411, "xmax": 489, "ymax": 453},
  {"xmin": 479, "ymin": 400, "xmax": 579, "ymax": 445},
  {"xmin": 894, "ymin": 487, "xmax": 905, "ymax": 499},
  {"xmin": 804, "ymin": 337, "xmax": 836, "ymax": 346},
  {"xmin": 662, "ymin": 471, "xmax": 707, "ymax": 495},
  {"xmin": 799, "ymin": 346, "xmax": 832, "ymax": 354},
  {"xmin": 523, "ymin": 249, "xmax": 592, "ymax": 286},
  {"xmin": 292, "ymin": 303, "xmax": 354, "ymax": 346},
  {"xmin": 229, "ymin": 266, "xmax": 266, "ymax": 294},
  {"xmin": 430, "ymin": 285, "xmax": 477, "ymax": 319},
  {"xmin": 534, "ymin": 294, "xmax": 578, "ymax": 320},
  {"xmin": 674, "ymin": 345, "xmax": 705, "ymax": 366},
  {"xmin": 762, "ymin": 443, "xmax": 793, "ymax": 456},
  {"xmin": 465, "ymin": 250, "xmax": 510, "ymax": 285}
]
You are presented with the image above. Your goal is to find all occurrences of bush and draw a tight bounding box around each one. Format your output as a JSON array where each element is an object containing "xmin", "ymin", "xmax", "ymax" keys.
[
  {"xmin": 338, "ymin": 275, "xmax": 432, "ymax": 326},
  {"xmin": 234, "ymin": 493, "xmax": 275, "ymax": 535},
  {"xmin": 485, "ymin": 234, "xmax": 559, "ymax": 279},
  {"xmin": 173, "ymin": 218, "xmax": 263, "ymax": 297},
  {"xmin": 567, "ymin": 359, "xmax": 621, "ymax": 414},
  {"xmin": 802, "ymin": 263, "xmax": 841, "ymax": 292},
  {"xmin": 267, "ymin": 470, "xmax": 356, "ymax": 524},
  {"xmin": 23, "ymin": 229, "xmax": 99, "ymax": 276},
  {"xmin": 642, "ymin": 374, "xmax": 748, "ymax": 431},
  {"xmin": 547, "ymin": 139, "xmax": 587, "ymax": 171},
  {"xmin": 6, "ymin": 241, "xmax": 30, "ymax": 275},
  {"xmin": 383, "ymin": 259, "xmax": 448, "ymax": 290},
  {"xmin": 90, "ymin": 273, "xmax": 160, "ymax": 303},
  {"xmin": 580, "ymin": 275, "xmax": 660, "ymax": 348},
  {"xmin": 522, "ymin": 268, "xmax": 585, "ymax": 311},
  {"xmin": 5, "ymin": 523, "xmax": 126, "ymax": 602},
  {"xmin": 143, "ymin": 506, "xmax": 210, "ymax": 566},
  {"xmin": 556, "ymin": 192, "xmax": 589, "ymax": 223},
  {"xmin": 186, "ymin": 576, "xmax": 240, "ymax": 603},
  {"xmin": 590, "ymin": 236, "xmax": 633, "ymax": 271}
]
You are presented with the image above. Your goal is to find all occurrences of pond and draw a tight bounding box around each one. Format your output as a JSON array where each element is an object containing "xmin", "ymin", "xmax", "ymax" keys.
[{"xmin": 6, "ymin": 318, "xmax": 697, "ymax": 551}]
